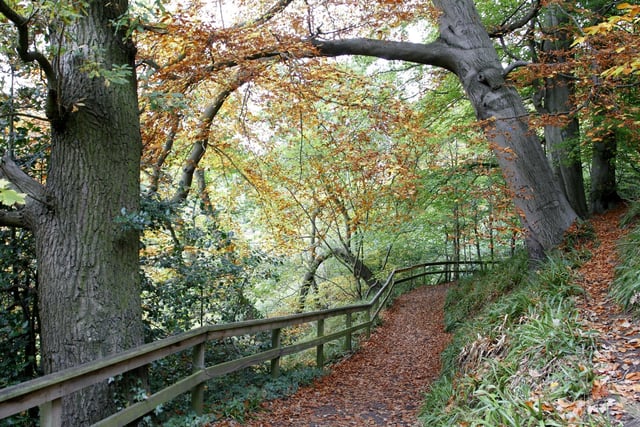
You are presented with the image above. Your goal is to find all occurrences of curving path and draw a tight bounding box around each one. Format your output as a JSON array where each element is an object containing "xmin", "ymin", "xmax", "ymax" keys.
[{"xmin": 209, "ymin": 283, "xmax": 452, "ymax": 426}]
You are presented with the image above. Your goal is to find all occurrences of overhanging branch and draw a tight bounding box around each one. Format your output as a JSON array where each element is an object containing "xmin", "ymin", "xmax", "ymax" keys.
[
  {"xmin": 311, "ymin": 38, "xmax": 456, "ymax": 73},
  {"xmin": 0, "ymin": 1, "xmax": 57, "ymax": 89}
]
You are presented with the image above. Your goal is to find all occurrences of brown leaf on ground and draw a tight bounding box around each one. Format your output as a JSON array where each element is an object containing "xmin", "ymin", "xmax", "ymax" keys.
[
  {"xmin": 575, "ymin": 205, "xmax": 640, "ymax": 425},
  {"xmin": 208, "ymin": 283, "xmax": 451, "ymax": 426}
]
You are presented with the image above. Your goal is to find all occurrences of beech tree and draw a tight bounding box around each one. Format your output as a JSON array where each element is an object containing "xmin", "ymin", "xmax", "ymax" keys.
[
  {"xmin": 142, "ymin": 0, "xmax": 577, "ymax": 259},
  {"xmin": 0, "ymin": 0, "xmax": 143, "ymax": 424},
  {"xmin": 310, "ymin": 0, "xmax": 577, "ymax": 257}
]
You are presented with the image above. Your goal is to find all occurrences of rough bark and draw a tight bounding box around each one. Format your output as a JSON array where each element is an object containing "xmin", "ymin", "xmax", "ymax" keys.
[
  {"xmin": 541, "ymin": 4, "xmax": 589, "ymax": 218},
  {"xmin": 1, "ymin": 1, "xmax": 144, "ymax": 424},
  {"xmin": 590, "ymin": 130, "xmax": 621, "ymax": 214},
  {"xmin": 314, "ymin": 0, "xmax": 577, "ymax": 257}
]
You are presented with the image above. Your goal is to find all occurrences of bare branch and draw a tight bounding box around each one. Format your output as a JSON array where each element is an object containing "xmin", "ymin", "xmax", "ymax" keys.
[
  {"xmin": 230, "ymin": 0, "xmax": 296, "ymax": 29},
  {"xmin": 0, "ymin": 1, "xmax": 57, "ymax": 89},
  {"xmin": 311, "ymin": 38, "xmax": 456, "ymax": 73},
  {"xmin": 503, "ymin": 60, "xmax": 530, "ymax": 77},
  {"xmin": 488, "ymin": 0, "xmax": 541, "ymax": 38}
]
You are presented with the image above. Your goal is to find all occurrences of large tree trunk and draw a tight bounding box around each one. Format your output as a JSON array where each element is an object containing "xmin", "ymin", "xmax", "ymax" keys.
[
  {"xmin": 314, "ymin": 0, "xmax": 577, "ymax": 258},
  {"xmin": 541, "ymin": 4, "xmax": 589, "ymax": 218},
  {"xmin": 32, "ymin": 1, "xmax": 144, "ymax": 424},
  {"xmin": 432, "ymin": 0, "xmax": 577, "ymax": 258}
]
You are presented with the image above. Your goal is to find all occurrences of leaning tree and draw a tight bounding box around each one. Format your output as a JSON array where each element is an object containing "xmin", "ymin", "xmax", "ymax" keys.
[
  {"xmin": 308, "ymin": 0, "xmax": 577, "ymax": 258},
  {"xmin": 148, "ymin": 0, "xmax": 578, "ymax": 258}
]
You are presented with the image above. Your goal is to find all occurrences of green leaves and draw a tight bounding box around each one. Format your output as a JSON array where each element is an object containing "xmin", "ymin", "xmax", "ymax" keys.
[{"xmin": 0, "ymin": 179, "xmax": 26, "ymax": 206}]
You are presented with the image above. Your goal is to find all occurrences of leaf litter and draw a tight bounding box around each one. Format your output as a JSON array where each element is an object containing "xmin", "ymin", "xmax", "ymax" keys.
[
  {"xmin": 208, "ymin": 205, "xmax": 640, "ymax": 426},
  {"xmin": 208, "ymin": 283, "xmax": 452, "ymax": 426},
  {"xmin": 574, "ymin": 205, "xmax": 640, "ymax": 426}
]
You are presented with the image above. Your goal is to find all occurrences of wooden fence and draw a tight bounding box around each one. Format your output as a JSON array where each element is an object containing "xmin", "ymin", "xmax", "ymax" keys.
[{"xmin": 0, "ymin": 260, "xmax": 491, "ymax": 426}]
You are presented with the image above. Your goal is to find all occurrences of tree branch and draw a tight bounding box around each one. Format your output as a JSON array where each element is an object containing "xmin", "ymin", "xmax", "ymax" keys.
[
  {"xmin": 503, "ymin": 60, "xmax": 530, "ymax": 77},
  {"xmin": 0, "ymin": 1, "xmax": 57, "ymax": 89},
  {"xmin": 488, "ymin": 0, "xmax": 541, "ymax": 37},
  {"xmin": 0, "ymin": 153, "xmax": 47, "ymax": 206},
  {"xmin": 231, "ymin": 0, "xmax": 295, "ymax": 29},
  {"xmin": 171, "ymin": 70, "xmax": 253, "ymax": 203},
  {"xmin": 311, "ymin": 38, "xmax": 456, "ymax": 73}
]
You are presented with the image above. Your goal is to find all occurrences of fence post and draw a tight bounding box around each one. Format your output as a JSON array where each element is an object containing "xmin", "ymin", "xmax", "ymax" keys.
[
  {"xmin": 344, "ymin": 313, "xmax": 352, "ymax": 352},
  {"xmin": 40, "ymin": 398, "xmax": 62, "ymax": 427},
  {"xmin": 316, "ymin": 319, "xmax": 325, "ymax": 368},
  {"xmin": 190, "ymin": 342, "xmax": 205, "ymax": 415},
  {"xmin": 271, "ymin": 328, "xmax": 282, "ymax": 378},
  {"xmin": 365, "ymin": 307, "xmax": 371, "ymax": 339}
]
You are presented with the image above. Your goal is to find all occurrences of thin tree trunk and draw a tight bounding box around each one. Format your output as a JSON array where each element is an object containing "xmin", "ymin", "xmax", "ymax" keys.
[
  {"xmin": 590, "ymin": 128, "xmax": 621, "ymax": 214},
  {"xmin": 541, "ymin": 4, "xmax": 588, "ymax": 218}
]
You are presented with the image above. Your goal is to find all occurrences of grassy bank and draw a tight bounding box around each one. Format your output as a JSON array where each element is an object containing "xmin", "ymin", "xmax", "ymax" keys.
[{"xmin": 419, "ymin": 250, "xmax": 614, "ymax": 426}]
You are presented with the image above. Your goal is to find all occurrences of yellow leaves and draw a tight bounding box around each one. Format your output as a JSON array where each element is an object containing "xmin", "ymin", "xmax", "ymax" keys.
[{"xmin": 571, "ymin": 2, "xmax": 640, "ymax": 80}]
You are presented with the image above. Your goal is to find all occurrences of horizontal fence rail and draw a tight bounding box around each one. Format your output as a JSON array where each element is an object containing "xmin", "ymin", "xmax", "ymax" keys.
[{"xmin": 0, "ymin": 260, "xmax": 492, "ymax": 426}]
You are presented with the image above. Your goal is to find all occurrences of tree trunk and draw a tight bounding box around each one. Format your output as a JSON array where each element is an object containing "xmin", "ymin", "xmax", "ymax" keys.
[
  {"xmin": 590, "ymin": 128, "xmax": 621, "ymax": 214},
  {"xmin": 433, "ymin": 0, "xmax": 577, "ymax": 258},
  {"xmin": 33, "ymin": 1, "xmax": 144, "ymax": 424},
  {"xmin": 298, "ymin": 252, "xmax": 331, "ymax": 311},
  {"xmin": 541, "ymin": 4, "xmax": 589, "ymax": 218},
  {"xmin": 313, "ymin": 0, "xmax": 577, "ymax": 258}
]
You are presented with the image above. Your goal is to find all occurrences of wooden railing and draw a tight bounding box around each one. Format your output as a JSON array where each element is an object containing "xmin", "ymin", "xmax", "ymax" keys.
[{"xmin": 0, "ymin": 260, "xmax": 491, "ymax": 426}]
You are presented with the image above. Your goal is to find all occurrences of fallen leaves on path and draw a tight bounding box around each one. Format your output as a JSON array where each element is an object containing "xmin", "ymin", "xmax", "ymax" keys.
[
  {"xmin": 209, "ymin": 283, "xmax": 451, "ymax": 426},
  {"xmin": 208, "ymin": 206, "xmax": 640, "ymax": 426},
  {"xmin": 574, "ymin": 205, "xmax": 640, "ymax": 425}
]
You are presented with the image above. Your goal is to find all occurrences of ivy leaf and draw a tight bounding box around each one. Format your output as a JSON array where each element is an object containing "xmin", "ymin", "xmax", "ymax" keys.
[{"xmin": 0, "ymin": 179, "xmax": 26, "ymax": 206}]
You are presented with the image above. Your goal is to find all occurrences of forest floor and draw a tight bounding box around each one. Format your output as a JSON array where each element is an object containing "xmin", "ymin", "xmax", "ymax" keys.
[
  {"xmin": 574, "ymin": 206, "xmax": 640, "ymax": 426},
  {"xmin": 209, "ymin": 206, "xmax": 640, "ymax": 426},
  {"xmin": 210, "ymin": 282, "xmax": 452, "ymax": 426}
]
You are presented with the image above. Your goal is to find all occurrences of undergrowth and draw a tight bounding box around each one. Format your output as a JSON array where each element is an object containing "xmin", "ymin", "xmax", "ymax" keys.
[
  {"xmin": 420, "ymin": 250, "xmax": 613, "ymax": 426},
  {"xmin": 148, "ymin": 365, "xmax": 323, "ymax": 425},
  {"xmin": 610, "ymin": 203, "xmax": 640, "ymax": 317}
]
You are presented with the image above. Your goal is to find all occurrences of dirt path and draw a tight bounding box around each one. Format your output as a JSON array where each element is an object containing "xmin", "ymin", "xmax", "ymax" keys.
[
  {"xmin": 575, "ymin": 206, "xmax": 640, "ymax": 425},
  {"xmin": 208, "ymin": 207, "xmax": 640, "ymax": 426},
  {"xmin": 210, "ymin": 283, "xmax": 451, "ymax": 426}
]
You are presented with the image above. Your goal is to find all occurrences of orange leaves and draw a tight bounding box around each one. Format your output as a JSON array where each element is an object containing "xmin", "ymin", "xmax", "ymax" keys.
[
  {"xmin": 208, "ymin": 284, "xmax": 452, "ymax": 426},
  {"xmin": 571, "ymin": 3, "xmax": 640, "ymax": 80}
]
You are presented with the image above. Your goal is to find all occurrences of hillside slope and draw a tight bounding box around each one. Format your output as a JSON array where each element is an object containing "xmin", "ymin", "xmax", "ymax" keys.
[{"xmin": 207, "ymin": 206, "xmax": 639, "ymax": 426}]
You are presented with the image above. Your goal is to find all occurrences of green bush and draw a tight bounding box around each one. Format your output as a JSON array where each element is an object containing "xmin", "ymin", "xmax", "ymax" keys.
[{"xmin": 611, "ymin": 217, "xmax": 640, "ymax": 316}]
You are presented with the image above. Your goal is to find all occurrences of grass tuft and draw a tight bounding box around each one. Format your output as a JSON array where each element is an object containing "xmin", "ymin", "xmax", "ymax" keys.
[
  {"xmin": 420, "ymin": 250, "xmax": 610, "ymax": 426},
  {"xmin": 611, "ymin": 202, "xmax": 640, "ymax": 316}
]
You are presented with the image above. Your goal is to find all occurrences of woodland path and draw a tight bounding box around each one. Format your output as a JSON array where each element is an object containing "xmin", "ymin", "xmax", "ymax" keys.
[
  {"xmin": 575, "ymin": 206, "xmax": 640, "ymax": 426},
  {"xmin": 209, "ymin": 207, "xmax": 640, "ymax": 426},
  {"xmin": 210, "ymin": 282, "xmax": 452, "ymax": 426}
]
